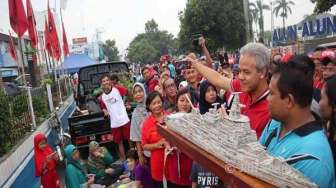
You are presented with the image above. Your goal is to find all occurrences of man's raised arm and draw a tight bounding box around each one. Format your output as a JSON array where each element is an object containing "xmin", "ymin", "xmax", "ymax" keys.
[{"xmin": 187, "ymin": 57, "xmax": 233, "ymax": 92}]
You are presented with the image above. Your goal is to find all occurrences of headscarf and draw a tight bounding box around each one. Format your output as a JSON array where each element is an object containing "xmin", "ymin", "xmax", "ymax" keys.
[
  {"xmin": 64, "ymin": 144, "xmax": 86, "ymax": 176},
  {"xmin": 34, "ymin": 133, "xmax": 56, "ymax": 177},
  {"xmin": 132, "ymin": 83, "xmax": 147, "ymax": 105},
  {"xmin": 87, "ymin": 141, "xmax": 109, "ymax": 171},
  {"xmin": 199, "ymin": 80, "xmax": 222, "ymax": 114}
]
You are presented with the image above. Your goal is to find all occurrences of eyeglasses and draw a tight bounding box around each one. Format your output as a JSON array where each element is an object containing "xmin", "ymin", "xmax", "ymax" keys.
[{"xmin": 164, "ymin": 83, "xmax": 176, "ymax": 89}]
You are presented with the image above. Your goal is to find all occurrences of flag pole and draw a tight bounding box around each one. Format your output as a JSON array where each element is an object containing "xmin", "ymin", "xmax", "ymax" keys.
[
  {"xmin": 57, "ymin": 59, "xmax": 63, "ymax": 104},
  {"xmin": 18, "ymin": 37, "xmax": 27, "ymax": 85},
  {"xmin": 60, "ymin": 8, "xmax": 66, "ymax": 77},
  {"xmin": 44, "ymin": 50, "xmax": 50, "ymax": 74},
  {"xmin": 40, "ymin": 33, "xmax": 50, "ymax": 74},
  {"xmin": 51, "ymin": 55, "xmax": 62, "ymax": 104},
  {"xmin": 47, "ymin": 50, "xmax": 52, "ymax": 74},
  {"xmin": 18, "ymin": 35, "xmax": 36, "ymax": 130}
]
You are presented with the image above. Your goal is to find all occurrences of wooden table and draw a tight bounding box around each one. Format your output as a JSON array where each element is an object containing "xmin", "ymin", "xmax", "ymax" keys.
[{"xmin": 158, "ymin": 125, "xmax": 276, "ymax": 188}]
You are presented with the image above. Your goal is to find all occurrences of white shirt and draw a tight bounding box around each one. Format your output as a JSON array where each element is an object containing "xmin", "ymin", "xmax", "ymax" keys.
[{"xmin": 101, "ymin": 87, "xmax": 129, "ymax": 128}]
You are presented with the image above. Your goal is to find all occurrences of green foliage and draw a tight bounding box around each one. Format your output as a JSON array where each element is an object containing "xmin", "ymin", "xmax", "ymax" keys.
[
  {"xmin": 32, "ymin": 95, "xmax": 49, "ymax": 122},
  {"xmin": 311, "ymin": 0, "xmax": 336, "ymax": 13},
  {"xmin": 102, "ymin": 39, "xmax": 120, "ymax": 62},
  {"xmin": 145, "ymin": 19, "xmax": 159, "ymax": 33},
  {"xmin": 11, "ymin": 93, "xmax": 28, "ymax": 118},
  {"xmin": 178, "ymin": 0, "xmax": 247, "ymax": 52},
  {"xmin": 119, "ymin": 74, "xmax": 135, "ymax": 101},
  {"xmin": 0, "ymin": 89, "xmax": 49, "ymax": 157},
  {"xmin": 41, "ymin": 78, "xmax": 53, "ymax": 86},
  {"xmin": 0, "ymin": 91, "xmax": 12, "ymax": 156},
  {"xmin": 127, "ymin": 19, "xmax": 177, "ymax": 64}
]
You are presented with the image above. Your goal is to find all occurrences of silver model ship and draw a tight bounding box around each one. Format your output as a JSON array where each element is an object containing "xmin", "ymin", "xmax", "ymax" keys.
[{"xmin": 165, "ymin": 92, "xmax": 317, "ymax": 188}]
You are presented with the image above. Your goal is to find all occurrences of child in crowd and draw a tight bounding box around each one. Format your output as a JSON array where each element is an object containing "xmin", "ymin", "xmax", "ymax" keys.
[{"xmin": 120, "ymin": 149, "xmax": 153, "ymax": 188}]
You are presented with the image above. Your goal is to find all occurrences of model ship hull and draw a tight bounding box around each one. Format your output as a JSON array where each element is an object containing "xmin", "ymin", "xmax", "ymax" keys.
[{"xmin": 164, "ymin": 112, "xmax": 317, "ymax": 188}]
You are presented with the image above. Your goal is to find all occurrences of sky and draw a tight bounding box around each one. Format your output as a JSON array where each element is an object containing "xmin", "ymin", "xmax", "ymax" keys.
[{"xmin": 0, "ymin": 0, "xmax": 334, "ymax": 55}]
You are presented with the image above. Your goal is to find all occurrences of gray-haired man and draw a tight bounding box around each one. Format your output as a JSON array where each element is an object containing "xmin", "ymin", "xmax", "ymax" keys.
[{"xmin": 186, "ymin": 43, "xmax": 271, "ymax": 138}]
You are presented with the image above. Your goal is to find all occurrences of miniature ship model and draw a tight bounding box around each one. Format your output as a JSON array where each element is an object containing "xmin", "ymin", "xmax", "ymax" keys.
[{"xmin": 165, "ymin": 92, "xmax": 317, "ymax": 188}]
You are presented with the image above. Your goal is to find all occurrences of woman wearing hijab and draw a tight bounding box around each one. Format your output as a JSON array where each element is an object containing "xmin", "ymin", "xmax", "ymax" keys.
[
  {"xmin": 64, "ymin": 144, "xmax": 95, "ymax": 188},
  {"xmin": 194, "ymin": 82, "xmax": 225, "ymax": 187},
  {"xmin": 130, "ymin": 83, "xmax": 149, "ymax": 165},
  {"xmin": 199, "ymin": 80, "xmax": 223, "ymax": 114},
  {"xmin": 34, "ymin": 133, "xmax": 61, "ymax": 188},
  {"xmin": 87, "ymin": 141, "xmax": 124, "ymax": 186}
]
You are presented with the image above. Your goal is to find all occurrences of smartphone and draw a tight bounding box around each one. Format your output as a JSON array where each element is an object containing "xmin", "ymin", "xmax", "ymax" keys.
[{"xmin": 191, "ymin": 34, "xmax": 203, "ymax": 47}]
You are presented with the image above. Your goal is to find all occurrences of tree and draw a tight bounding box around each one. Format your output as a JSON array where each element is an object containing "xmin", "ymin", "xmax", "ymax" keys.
[
  {"xmin": 249, "ymin": 0, "xmax": 270, "ymax": 41},
  {"xmin": 311, "ymin": 0, "xmax": 336, "ymax": 13},
  {"xmin": 273, "ymin": 0, "xmax": 295, "ymax": 29},
  {"xmin": 127, "ymin": 19, "xmax": 177, "ymax": 64},
  {"xmin": 178, "ymin": 0, "xmax": 247, "ymax": 52},
  {"xmin": 102, "ymin": 39, "xmax": 120, "ymax": 61},
  {"xmin": 145, "ymin": 19, "xmax": 159, "ymax": 33},
  {"xmin": 127, "ymin": 37, "xmax": 158, "ymax": 64},
  {"xmin": 249, "ymin": 2, "xmax": 260, "ymax": 39}
]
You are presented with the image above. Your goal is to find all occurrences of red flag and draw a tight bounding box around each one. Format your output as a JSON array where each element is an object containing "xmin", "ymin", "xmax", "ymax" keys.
[
  {"xmin": 8, "ymin": 31, "xmax": 17, "ymax": 61},
  {"xmin": 26, "ymin": 0, "xmax": 38, "ymax": 48},
  {"xmin": 47, "ymin": 2, "xmax": 61, "ymax": 60},
  {"xmin": 8, "ymin": 0, "xmax": 28, "ymax": 38},
  {"xmin": 62, "ymin": 21, "xmax": 69, "ymax": 57},
  {"xmin": 44, "ymin": 18, "xmax": 52, "ymax": 55}
]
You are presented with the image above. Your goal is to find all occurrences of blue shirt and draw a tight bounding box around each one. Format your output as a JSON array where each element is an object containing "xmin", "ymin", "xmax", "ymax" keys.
[
  {"xmin": 167, "ymin": 64, "xmax": 176, "ymax": 78},
  {"xmin": 259, "ymin": 119, "xmax": 335, "ymax": 188}
]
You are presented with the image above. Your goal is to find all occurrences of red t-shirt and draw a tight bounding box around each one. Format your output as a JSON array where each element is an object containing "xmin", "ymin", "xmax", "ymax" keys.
[
  {"xmin": 313, "ymin": 79, "xmax": 324, "ymax": 90},
  {"xmin": 231, "ymin": 79, "xmax": 270, "ymax": 138},
  {"xmin": 114, "ymin": 83, "xmax": 128, "ymax": 97},
  {"xmin": 146, "ymin": 77, "xmax": 159, "ymax": 93},
  {"xmin": 141, "ymin": 114, "xmax": 168, "ymax": 181},
  {"xmin": 166, "ymin": 151, "xmax": 192, "ymax": 186}
]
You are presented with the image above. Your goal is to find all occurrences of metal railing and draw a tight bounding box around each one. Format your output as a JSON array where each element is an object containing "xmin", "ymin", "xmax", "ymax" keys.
[{"xmin": 0, "ymin": 76, "xmax": 73, "ymax": 158}]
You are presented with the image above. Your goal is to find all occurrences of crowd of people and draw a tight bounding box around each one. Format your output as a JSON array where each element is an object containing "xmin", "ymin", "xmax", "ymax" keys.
[{"xmin": 32, "ymin": 37, "xmax": 336, "ymax": 188}]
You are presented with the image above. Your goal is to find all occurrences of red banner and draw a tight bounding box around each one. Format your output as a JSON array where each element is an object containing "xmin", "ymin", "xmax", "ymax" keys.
[
  {"xmin": 26, "ymin": 0, "xmax": 38, "ymax": 48},
  {"xmin": 8, "ymin": 0, "xmax": 28, "ymax": 38}
]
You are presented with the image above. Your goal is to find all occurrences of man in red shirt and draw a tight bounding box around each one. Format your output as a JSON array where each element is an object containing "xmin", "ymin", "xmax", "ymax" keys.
[
  {"xmin": 186, "ymin": 43, "xmax": 271, "ymax": 138},
  {"xmin": 110, "ymin": 74, "xmax": 129, "ymax": 101},
  {"xmin": 142, "ymin": 66, "xmax": 159, "ymax": 93}
]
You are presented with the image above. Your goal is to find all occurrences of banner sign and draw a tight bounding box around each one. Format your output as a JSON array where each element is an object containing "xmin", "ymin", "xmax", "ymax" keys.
[
  {"xmin": 72, "ymin": 37, "xmax": 87, "ymax": 45},
  {"xmin": 273, "ymin": 15, "xmax": 336, "ymax": 44}
]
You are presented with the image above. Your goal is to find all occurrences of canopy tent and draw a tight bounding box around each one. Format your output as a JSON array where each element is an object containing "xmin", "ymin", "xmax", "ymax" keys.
[{"xmin": 61, "ymin": 54, "xmax": 97, "ymax": 74}]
